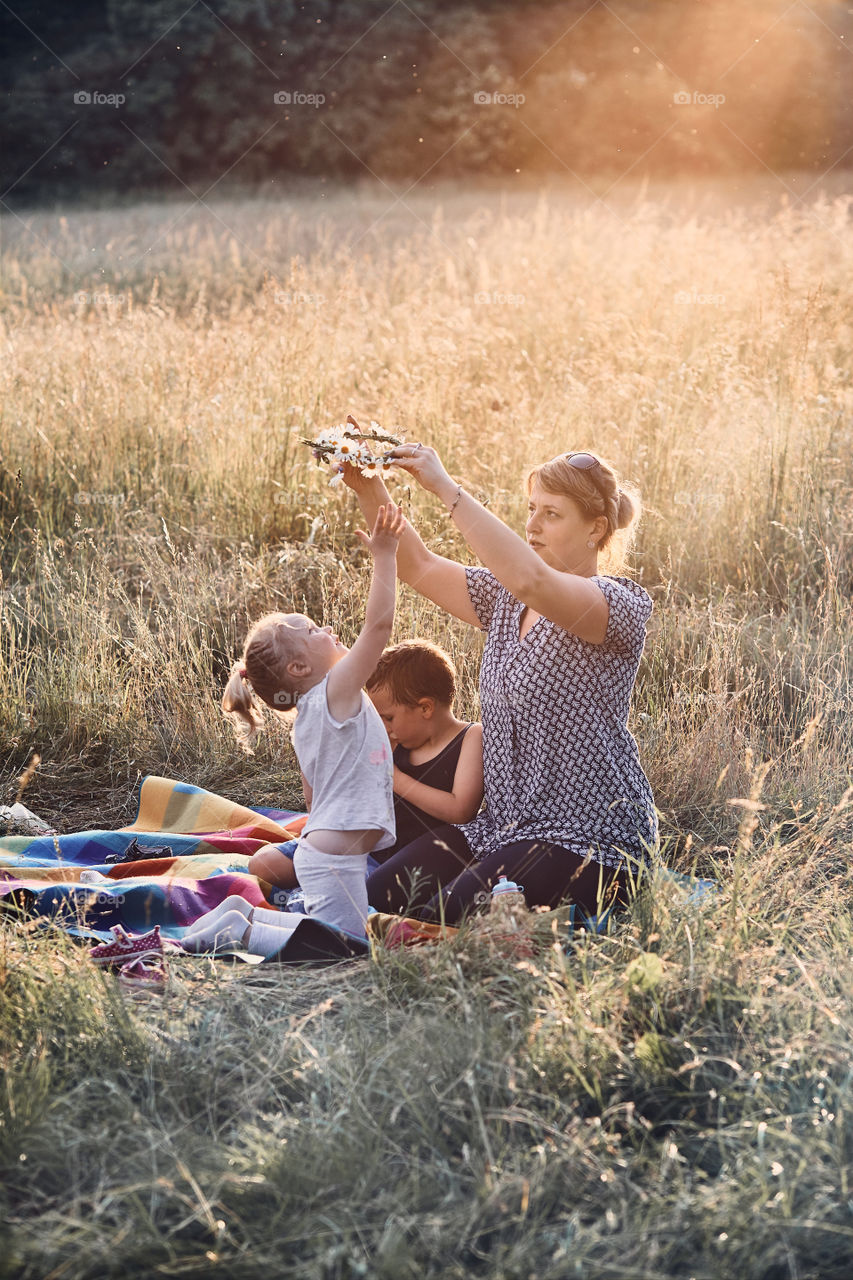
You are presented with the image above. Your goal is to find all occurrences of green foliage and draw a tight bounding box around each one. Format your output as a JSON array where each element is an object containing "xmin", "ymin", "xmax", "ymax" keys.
[{"xmin": 2, "ymin": 1, "xmax": 852, "ymax": 202}]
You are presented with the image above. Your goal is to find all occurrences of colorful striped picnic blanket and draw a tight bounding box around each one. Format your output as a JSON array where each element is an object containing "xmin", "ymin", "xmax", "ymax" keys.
[{"xmin": 0, "ymin": 775, "xmax": 368, "ymax": 963}]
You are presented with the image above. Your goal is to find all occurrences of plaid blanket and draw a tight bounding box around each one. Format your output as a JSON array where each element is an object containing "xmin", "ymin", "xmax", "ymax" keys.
[{"xmin": 0, "ymin": 775, "xmax": 368, "ymax": 963}]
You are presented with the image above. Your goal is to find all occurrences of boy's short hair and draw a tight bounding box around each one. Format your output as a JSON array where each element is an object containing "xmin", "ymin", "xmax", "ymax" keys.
[{"xmin": 366, "ymin": 640, "xmax": 456, "ymax": 708}]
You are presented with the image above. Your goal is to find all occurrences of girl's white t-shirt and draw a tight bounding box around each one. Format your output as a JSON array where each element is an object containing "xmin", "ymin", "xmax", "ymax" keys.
[{"xmin": 291, "ymin": 673, "xmax": 396, "ymax": 851}]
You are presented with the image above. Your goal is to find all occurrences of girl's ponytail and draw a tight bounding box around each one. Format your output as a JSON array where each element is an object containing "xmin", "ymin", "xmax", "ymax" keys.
[
  {"xmin": 615, "ymin": 486, "xmax": 640, "ymax": 532},
  {"xmin": 222, "ymin": 613, "xmax": 304, "ymax": 754},
  {"xmin": 222, "ymin": 662, "xmax": 265, "ymax": 755}
]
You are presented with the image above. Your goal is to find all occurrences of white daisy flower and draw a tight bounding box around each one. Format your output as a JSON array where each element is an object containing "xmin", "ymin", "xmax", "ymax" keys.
[
  {"xmin": 301, "ymin": 419, "xmax": 407, "ymax": 486},
  {"xmin": 315, "ymin": 426, "xmax": 346, "ymax": 448}
]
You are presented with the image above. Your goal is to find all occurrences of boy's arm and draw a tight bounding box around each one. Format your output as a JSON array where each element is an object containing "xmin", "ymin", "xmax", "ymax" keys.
[
  {"xmin": 326, "ymin": 506, "xmax": 404, "ymax": 722},
  {"xmin": 392, "ymin": 724, "xmax": 484, "ymax": 823}
]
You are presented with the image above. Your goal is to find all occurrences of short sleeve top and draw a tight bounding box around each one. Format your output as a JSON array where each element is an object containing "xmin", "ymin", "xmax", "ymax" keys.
[
  {"xmin": 460, "ymin": 567, "xmax": 657, "ymax": 871},
  {"xmin": 292, "ymin": 674, "xmax": 396, "ymax": 851}
]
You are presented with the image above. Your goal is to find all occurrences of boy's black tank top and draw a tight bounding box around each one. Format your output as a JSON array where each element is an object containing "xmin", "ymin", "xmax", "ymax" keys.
[{"xmin": 374, "ymin": 724, "xmax": 472, "ymax": 861}]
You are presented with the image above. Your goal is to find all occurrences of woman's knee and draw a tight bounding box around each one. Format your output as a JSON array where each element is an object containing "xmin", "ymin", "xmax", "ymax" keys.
[
  {"xmin": 421, "ymin": 841, "xmax": 623, "ymax": 923},
  {"xmin": 498, "ymin": 840, "xmax": 628, "ymax": 916}
]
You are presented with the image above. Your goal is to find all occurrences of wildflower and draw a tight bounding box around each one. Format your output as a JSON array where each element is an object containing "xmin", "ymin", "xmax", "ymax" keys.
[
  {"xmin": 315, "ymin": 426, "xmax": 346, "ymax": 449},
  {"xmin": 299, "ymin": 419, "xmax": 406, "ymax": 487}
]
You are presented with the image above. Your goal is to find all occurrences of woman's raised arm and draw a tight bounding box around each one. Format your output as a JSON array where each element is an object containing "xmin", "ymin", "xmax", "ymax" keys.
[{"xmin": 390, "ymin": 444, "xmax": 609, "ymax": 645}]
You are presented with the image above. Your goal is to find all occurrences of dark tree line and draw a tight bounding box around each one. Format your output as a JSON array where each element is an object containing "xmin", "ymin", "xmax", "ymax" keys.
[{"xmin": 2, "ymin": 0, "xmax": 852, "ymax": 204}]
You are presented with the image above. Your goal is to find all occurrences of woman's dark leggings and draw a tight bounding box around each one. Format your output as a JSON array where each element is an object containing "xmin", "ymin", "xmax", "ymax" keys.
[
  {"xmin": 366, "ymin": 826, "xmax": 629, "ymax": 924},
  {"xmin": 367, "ymin": 825, "xmax": 473, "ymax": 916}
]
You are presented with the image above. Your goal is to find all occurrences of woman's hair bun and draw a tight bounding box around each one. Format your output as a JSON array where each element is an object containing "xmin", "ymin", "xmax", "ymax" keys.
[{"xmin": 616, "ymin": 488, "xmax": 638, "ymax": 531}]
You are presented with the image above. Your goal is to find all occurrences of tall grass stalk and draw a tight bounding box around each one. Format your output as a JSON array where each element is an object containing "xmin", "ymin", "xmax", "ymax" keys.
[{"xmin": 1, "ymin": 184, "xmax": 852, "ymax": 1275}]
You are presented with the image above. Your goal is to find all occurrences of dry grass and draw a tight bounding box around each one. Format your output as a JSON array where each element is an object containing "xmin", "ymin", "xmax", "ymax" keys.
[
  {"xmin": 2, "ymin": 180, "xmax": 851, "ymax": 843},
  {"xmin": 1, "ymin": 181, "xmax": 853, "ymax": 1276}
]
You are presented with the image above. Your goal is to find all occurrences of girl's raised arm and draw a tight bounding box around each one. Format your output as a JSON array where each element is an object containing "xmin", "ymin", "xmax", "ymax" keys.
[{"xmin": 325, "ymin": 505, "xmax": 403, "ymax": 722}]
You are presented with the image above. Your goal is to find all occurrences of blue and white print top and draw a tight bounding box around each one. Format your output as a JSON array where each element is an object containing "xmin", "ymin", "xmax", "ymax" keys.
[{"xmin": 460, "ymin": 567, "xmax": 658, "ymax": 872}]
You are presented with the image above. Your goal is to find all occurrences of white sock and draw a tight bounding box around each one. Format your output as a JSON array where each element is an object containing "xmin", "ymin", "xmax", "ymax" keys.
[
  {"xmin": 293, "ymin": 842, "xmax": 369, "ymax": 937},
  {"xmin": 183, "ymin": 895, "xmax": 252, "ymax": 941},
  {"xmin": 251, "ymin": 904, "xmax": 288, "ymax": 927},
  {"xmin": 246, "ymin": 919, "xmax": 294, "ymax": 959},
  {"xmin": 181, "ymin": 908, "xmax": 252, "ymax": 953}
]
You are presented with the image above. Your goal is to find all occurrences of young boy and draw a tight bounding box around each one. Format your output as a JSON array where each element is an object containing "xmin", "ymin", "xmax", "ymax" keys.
[
  {"xmin": 365, "ymin": 640, "xmax": 483, "ymax": 857},
  {"xmin": 365, "ymin": 640, "xmax": 484, "ymax": 915}
]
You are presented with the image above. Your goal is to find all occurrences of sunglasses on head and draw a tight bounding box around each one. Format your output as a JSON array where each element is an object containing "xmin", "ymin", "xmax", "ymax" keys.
[
  {"xmin": 565, "ymin": 452, "xmax": 601, "ymax": 471},
  {"xmin": 564, "ymin": 451, "xmax": 608, "ymax": 505}
]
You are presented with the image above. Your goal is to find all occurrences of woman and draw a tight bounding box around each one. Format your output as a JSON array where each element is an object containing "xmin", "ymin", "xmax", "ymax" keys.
[{"xmin": 344, "ymin": 437, "xmax": 657, "ymax": 924}]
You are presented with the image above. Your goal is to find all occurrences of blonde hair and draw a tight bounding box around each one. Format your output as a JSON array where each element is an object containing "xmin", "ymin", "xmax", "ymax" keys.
[
  {"xmin": 527, "ymin": 453, "xmax": 641, "ymax": 570},
  {"xmin": 221, "ymin": 612, "xmax": 309, "ymax": 754}
]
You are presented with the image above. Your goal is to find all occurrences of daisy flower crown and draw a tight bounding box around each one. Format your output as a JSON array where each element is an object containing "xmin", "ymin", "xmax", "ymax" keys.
[{"xmin": 301, "ymin": 416, "xmax": 407, "ymax": 487}]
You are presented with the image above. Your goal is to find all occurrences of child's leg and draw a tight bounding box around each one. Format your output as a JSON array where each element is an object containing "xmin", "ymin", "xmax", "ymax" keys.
[
  {"xmin": 251, "ymin": 904, "xmax": 291, "ymax": 926},
  {"xmin": 366, "ymin": 825, "xmax": 473, "ymax": 915},
  {"xmin": 182, "ymin": 894, "xmax": 253, "ymax": 940},
  {"xmin": 248, "ymin": 841, "xmax": 299, "ymax": 890},
  {"xmin": 181, "ymin": 908, "xmax": 253, "ymax": 953},
  {"xmin": 292, "ymin": 838, "xmax": 369, "ymax": 936},
  {"xmin": 244, "ymin": 918, "xmax": 298, "ymax": 959},
  {"xmin": 182, "ymin": 905, "xmax": 296, "ymax": 958}
]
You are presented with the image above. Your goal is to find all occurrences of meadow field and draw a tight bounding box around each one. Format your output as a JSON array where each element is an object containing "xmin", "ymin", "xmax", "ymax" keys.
[{"xmin": 1, "ymin": 181, "xmax": 853, "ymax": 1277}]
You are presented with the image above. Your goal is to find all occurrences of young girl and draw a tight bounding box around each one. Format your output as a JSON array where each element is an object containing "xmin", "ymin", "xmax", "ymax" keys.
[{"xmin": 182, "ymin": 503, "xmax": 405, "ymax": 955}]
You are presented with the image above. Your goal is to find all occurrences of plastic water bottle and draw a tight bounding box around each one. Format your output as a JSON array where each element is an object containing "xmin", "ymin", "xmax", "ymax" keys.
[
  {"xmin": 484, "ymin": 875, "xmax": 533, "ymax": 957},
  {"xmin": 490, "ymin": 875, "xmax": 527, "ymax": 916}
]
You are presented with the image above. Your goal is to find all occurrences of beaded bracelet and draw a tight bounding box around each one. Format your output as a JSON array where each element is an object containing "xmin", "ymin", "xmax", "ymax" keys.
[{"xmin": 447, "ymin": 484, "xmax": 463, "ymax": 517}]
